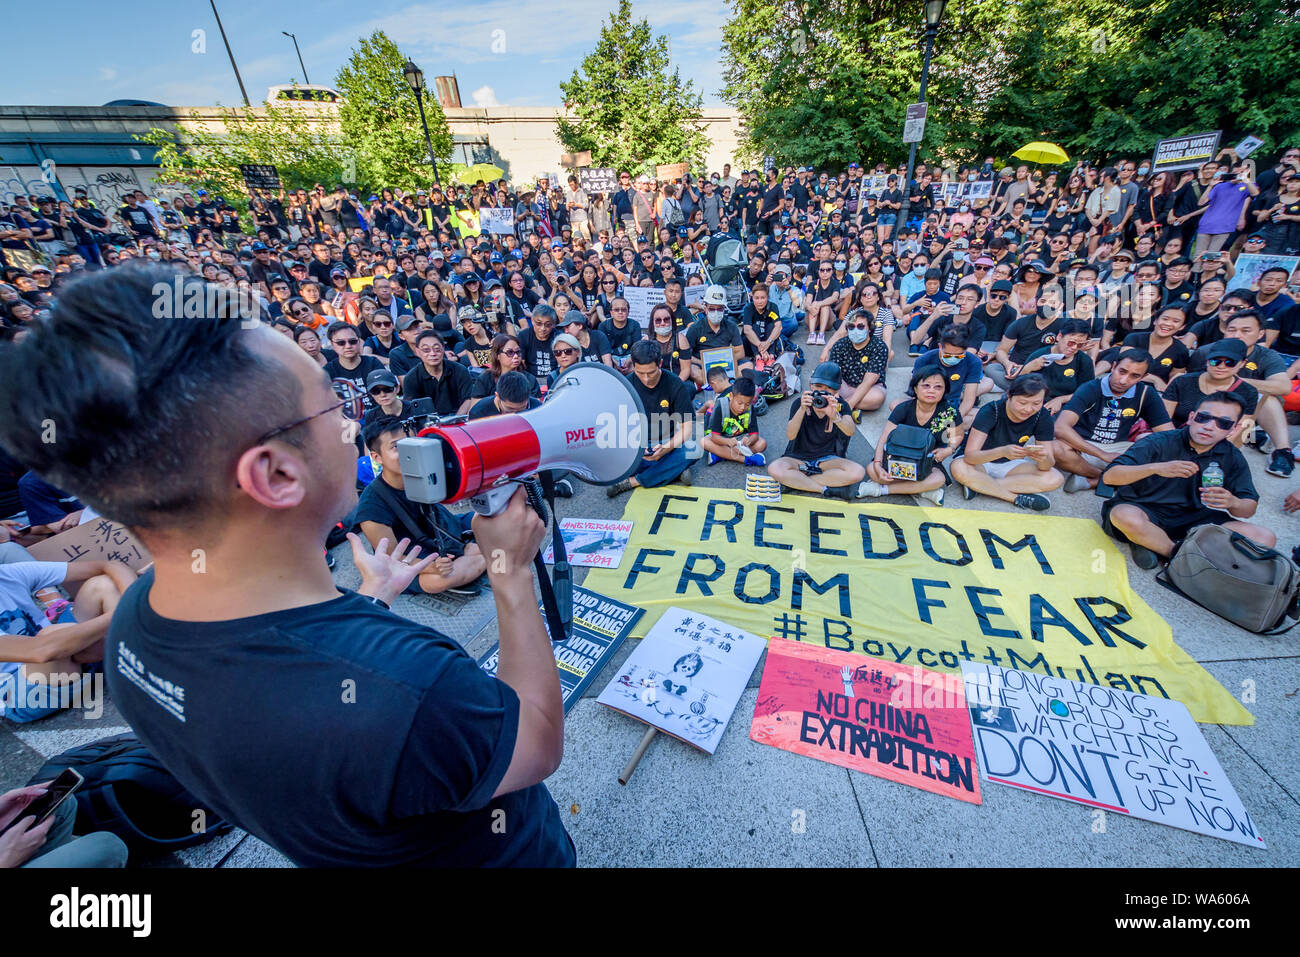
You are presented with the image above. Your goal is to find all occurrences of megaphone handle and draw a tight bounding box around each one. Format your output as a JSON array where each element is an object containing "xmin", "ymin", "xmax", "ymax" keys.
[{"xmin": 468, "ymin": 483, "xmax": 517, "ymax": 517}]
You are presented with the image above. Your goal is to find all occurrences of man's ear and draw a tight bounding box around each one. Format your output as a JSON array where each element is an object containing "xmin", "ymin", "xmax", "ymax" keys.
[{"xmin": 234, "ymin": 444, "xmax": 309, "ymax": 511}]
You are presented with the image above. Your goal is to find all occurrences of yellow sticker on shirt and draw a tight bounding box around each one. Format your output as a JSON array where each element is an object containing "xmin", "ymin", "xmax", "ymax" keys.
[
  {"xmin": 1246, "ymin": 362, "xmax": 1257, "ymax": 371},
  {"xmin": 659, "ymin": 399, "xmax": 669, "ymax": 408},
  {"xmin": 1122, "ymin": 407, "xmax": 1136, "ymax": 417},
  {"xmin": 1064, "ymin": 368, "xmax": 1075, "ymax": 377},
  {"xmin": 1161, "ymin": 357, "xmax": 1172, "ymax": 366}
]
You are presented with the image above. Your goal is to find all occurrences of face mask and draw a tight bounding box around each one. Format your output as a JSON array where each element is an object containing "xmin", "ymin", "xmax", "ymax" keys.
[
  {"xmin": 654, "ymin": 324, "xmax": 671, "ymax": 335},
  {"xmin": 1056, "ymin": 204, "xmax": 1068, "ymax": 213},
  {"xmin": 967, "ymin": 173, "xmax": 977, "ymax": 182},
  {"xmin": 940, "ymin": 354, "xmax": 962, "ymax": 366},
  {"xmin": 882, "ymin": 265, "xmax": 894, "ymax": 275},
  {"xmin": 913, "ymin": 265, "xmax": 926, "ymax": 276},
  {"xmin": 960, "ymin": 205, "xmax": 970, "ymax": 213},
  {"xmin": 953, "ymin": 251, "xmax": 965, "ymax": 262},
  {"xmin": 835, "ymin": 260, "xmax": 847, "ymax": 270},
  {"xmin": 147, "ymin": 251, "xmax": 161, "ymax": 261},
  {"xmin": 1138, "ymin": 166, "xmax": 1150, "ymax": 176},
  {"xmin": 847, "ymin": 328, "xmax": 870, "ymax": 345}
]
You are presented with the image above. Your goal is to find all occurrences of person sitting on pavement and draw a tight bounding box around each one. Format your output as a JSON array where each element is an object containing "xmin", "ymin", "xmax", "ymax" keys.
[
  {"xmin": 950, "ymin": 373, "xmax": 1064, "ymax": 510},
  {"xmin": 701, "ymin": 375, "xmax": 767, "ymax": 466},
  {"xmin": 356, "ymin": 416, "xmax": 485, "ymax": 597},
  {"xmin": 860, "ymin": 363, "xmax": 963, "ymax": 506},
  {"xmin": 1101, "ymin": 391, "xmax": 1273, "ymax": 569},
  {"xmin": 545, "ymin": 332, "xmax": 584, "ymax": 390},
  {"xmin": 360, "ymin": 368, "xmax": 434, "ymax": 431},
  {"xmin": 826, "ymin": 307, "xmax": 889, "ymax": 412},
  {"xmin": 766, "ymin": 361, "xmax": 865, "ymax": 500},
  {"xmin": 913, "ymin": 324, "xmax": 989, "ymax": 420},
  {"xmin": 1053, "ymin": 349, "xmax": 1173, "ymax": 492},
  {"xmin": 606, "ymin": 340, "xmax": 695, "ymax": 497},
  {"xmin": 1162, "ymin": 337, "xmax": 1259, "ymax": 443},
  {"xmin": 685, "ymin": 285, "xmax": 750, "ymax": 388},
  {"xmin": 987, "ymin": 288, "xmax": 1069, "ymax": 391},
  {"xmin": 467, "ymin": 369, "xmax": 542, "ymax": 421},
  {"xmin": 902, "ymin": 268, "xmax": 951, "ymax": 357},
  {"xmin": 1185, "ymin": 308, "xmax": 1295, "ymax": 477},
  {"xmin": 1017, "ymin": 319, "xmax": 1095, "ymax": 415}
]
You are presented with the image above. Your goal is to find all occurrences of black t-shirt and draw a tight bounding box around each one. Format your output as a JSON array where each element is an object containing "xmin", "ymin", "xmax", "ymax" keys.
[
  {"xmin": 457, "ymin": 334, "xmax": 495, "ymax": 369},
  {"xmin": 118, "ymin": 204, "xmax": 157, "ymax": 238},
  {"xmin": 360, "ymin": 397, "xmax": 434, "ymax": 433},
  {"xmin": 927, "ymin": 315, "xmax": 987, "ymax": 353},
  {"xmin": 1028, "ymin": 347, "xmax": 1094, "ymax": 400},
  {"xmin": 1063, "ymin": 378, "xmax": 1170, "ymax": 444},
  {"xmin": 106, "ymin": 573, "xmax": 575, "ymax": 868},
  {"xmin": 401, "ymin": 359, "xmax": 475, "ymax": 415},
  {"xmin": 1163, "ymin": 374, "xmax": 1259, "ymax": 426},
  {"xmin": 973, "ymin": 303, "xmax": 1017, "ymax": 344},
  {"xmin": 1122, "ymin": 332, "xmax": 1189, "ymax": 383},
  {"xmin": 1105, "ymin": 428, "xmax": 1258, "ymax": 516},
  {"xmin": 388, "ymin": 343, "xmax": 419, "ymax": 379},
  {"xmin": 324, "ymin": 355, "xmax": 386, "ymax": 412},
  {"xmin": 889, "ymin": 399, "xmax": 962, "ymax": 439},
  {"xmin": 784, "ymin": 395, "xmax": 853, "ymax": 461},
  {"xmin": 741, "ymin": 304, "xmax": 782, "ymax": 349},
  {"xmin": 969, "ymin": 398, "xmax": 1055, "ymax": 462},
  {"xmin": 684, "ymin": 317, "xmax": 743, "ymax": 360},
  {"xmin": 467, "ymin": 394, "xmax": 541, "ymax": 421},
  {"xmin": 1274, "ymin": 303, "xmax": 1300, "ymax": 355},
  {"xmin": 1003, "ymin": 314, "xmax": 1068, "ymax": 364},
  {"xmin": 576, "ymin": 329, "xmax": 612, "ymax": 363},
  {"xmin": 599, "ymin": 317, "xmax": 642, "ymax": 361},
  {"xmin": 1187, "ymin": 315, "xmax": 1228, "ymax": 348},
  {"xmin": 517, "ymin": 327, "xmax": 557, "ymax": 379},
  {"xmin": 631, "ymin": 368, "xmax": 694, "ymax": 447}
]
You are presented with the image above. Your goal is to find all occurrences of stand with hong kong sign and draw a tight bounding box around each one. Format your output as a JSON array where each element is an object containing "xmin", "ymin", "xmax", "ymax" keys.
[
  {"xmin": 751, "ymin": 639, "xmax": 981, "ymax": 803},
  {"xmin": 963, "ymin": 662, "xmax": 1263, "ymax": 847},
  {"xmin": 1152, "ymin": 131, "xmax": 1222, "ymax": 174}
]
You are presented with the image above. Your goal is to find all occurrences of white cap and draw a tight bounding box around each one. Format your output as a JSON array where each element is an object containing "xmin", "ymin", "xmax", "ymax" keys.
[{"xmin": 703, "ymin": 284, "xmax": 727, "ymax": 306}]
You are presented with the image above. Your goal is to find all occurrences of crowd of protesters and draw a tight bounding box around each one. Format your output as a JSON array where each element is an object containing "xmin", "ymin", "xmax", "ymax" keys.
[{"xmin": 2, "ymin": 140, "xmax": 1300, "ymax": 867}]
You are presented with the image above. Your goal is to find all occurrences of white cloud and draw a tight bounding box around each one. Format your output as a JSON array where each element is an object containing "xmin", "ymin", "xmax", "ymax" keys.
[
  {"xmin": 98, "ymin": 67, "xmax": 118, "ymax": 83},
  {"xmin": 471, "ymin": 85, "xmax": 500, "ymax": 107}
]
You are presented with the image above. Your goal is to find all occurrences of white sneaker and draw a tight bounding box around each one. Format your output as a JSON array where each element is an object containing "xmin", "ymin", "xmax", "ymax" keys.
[
  {"xmin": 917, "ymin": 486, "xmax": 945, "ymax": 506},
  {"xmin": 857, "ymin": 480, "xmax": 888, "ymax": 498}
]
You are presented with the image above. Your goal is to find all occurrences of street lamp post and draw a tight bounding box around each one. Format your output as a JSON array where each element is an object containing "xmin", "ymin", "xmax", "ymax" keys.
[
  {"xmin": 282, "ymin": 32, "xmax": 309, "ymax": 85},
  {"xmin": 402, "ymin": 59, "xmax": 442, "ymax": 190},
  {"xmin": 892, "ymin": 0, "xmax": 947, "ymax": 242}
]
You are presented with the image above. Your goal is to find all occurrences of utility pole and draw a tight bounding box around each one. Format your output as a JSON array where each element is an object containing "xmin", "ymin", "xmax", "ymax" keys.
[{"xmin": 210, "ymin": 0, "xmax": 251, "ymax": 107}]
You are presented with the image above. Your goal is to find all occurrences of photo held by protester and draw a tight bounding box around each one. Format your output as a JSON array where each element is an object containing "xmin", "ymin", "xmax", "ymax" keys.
[{"xmin": 0, "ymin": 0, "xmax": 1297, "ymax": 920}]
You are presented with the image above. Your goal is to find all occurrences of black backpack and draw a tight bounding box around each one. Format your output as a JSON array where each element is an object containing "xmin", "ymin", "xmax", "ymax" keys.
[
  {"xmin": 29, "ymin": 733, "xmax": 233, "ymax": 858},
  {"xmin": 884, "ymin": 425, "xmax": 937, "ymax": 482}
]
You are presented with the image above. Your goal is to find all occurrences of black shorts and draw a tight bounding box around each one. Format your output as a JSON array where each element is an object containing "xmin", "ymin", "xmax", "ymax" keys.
[{"xmin": 1101, "ymin": 500, "xmax": 1230, "ymax": 544}]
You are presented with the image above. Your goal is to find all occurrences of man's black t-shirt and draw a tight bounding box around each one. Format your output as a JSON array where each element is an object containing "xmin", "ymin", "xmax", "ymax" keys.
[
  {"xmin": 969, "ymin": 398, "xmax": 1055, "ymax": 462},
  {"xmin": 1028, "ymin": 348, "xmax": 1094, "ymax": 400},
  {"xmin": 973, "ymin": 303, "xmax": 1017, "ymax": 344},
  {"xmin": 1163, "ymin": 374, "xmax": 1259, "ymax": 426},
  {"xmin": 1122, "ymin": 332, "xmax": 1189, "ymax": 383},
  {"xmin": 784, "ymin": 397, "xmax": 853, "ymax": 461},
  {"xmin": 467, "ymin": 394, "xmax": 541, "ymax": 421},
  {"xmin": 684, "ymin": 317, "xmax": 743, "ymax": 360},
  {"xmin": 1104, "ymin": 428, "xmax": 1258, "ymax": 515},
  {"xmin": 469, "ymin": 368, "xmax": 542, "ymax": 400},
  {"xmin": 598, "ymin": 318, "xmax": 641, "ymax": 362},
  {"xmin": 324, "ymin": 355, "xmax": 386, "ymax": 412},
  {"xmin": 1003, "ymin": 314, "xmax": 1068, "ymax": 364},
  {"xmin": 401, "ymin": 359, "xmax": 475, "ymax": 415},
  {"xmin": 118, "ymin": 205, "xmax": 157, "ymax": 239},
  {"xmin": 106, "ymin": 573, "xmax": 575, "ymax": 867},
  {"xmin": 517, "ymin": 327, "xmax": 557, "ymax": 379},
  {"xmin": 1062, "ymin": 378, "xmax": 1170, "ymax": 443}
]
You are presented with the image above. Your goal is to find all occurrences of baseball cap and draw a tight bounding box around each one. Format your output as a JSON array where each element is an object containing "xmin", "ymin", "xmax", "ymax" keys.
[
  {"xmin": 991, "ymin": 279, "xmax": 1014, "ymax": 293},
  {"xmin": 365, "ymin": 369, "xmax": 399, "ymax": 392},
  {"xmin": 973, "ymin": 256, "xmax": 995, "ymax": 267},
  {"xmin": 810, "ymin": 361, "xmax": 842, "ymax": 389},
  {"xmin": 552, "ymin": 332, "xmax": 582, "ymax": 352},
  {"xmin": 483, "ymin": 276, "xmax": 503, "ymax": 289},
  {"xmin": 429, "ymin": 248, "xmax": 445, "ymax": 260},
  {"xmin": 251, "ymin": 241, "xmax": 269, "ymax": 252},
  {"xmin": 1205, "ymin": 338, "xmax": 1247, "ymax": 362},
  {"xmin": 490, "ymin": 252, "xmax": 502, "ymax": 263},
  {"xmin": 564, "ymin": 309, "xmax": 587, "ymax": 327},
  {"xmin": 397, "ymin": 314, "xmax": 421, "ymax": 331},
  {"xmin": 457, "ymin": 304, "xmax": 483, "ymax": 323}
]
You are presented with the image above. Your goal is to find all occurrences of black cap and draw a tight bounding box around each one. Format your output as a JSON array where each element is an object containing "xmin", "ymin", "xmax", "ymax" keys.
[
  {"xmin": 810, "ymin": 361, "xmax": 842, "ymax": 389},
  {"xmin": 365, "ymin": 369, "xmax": 398, "ymax": 392},
  {"xmin": 1204, "ymin": 338, "xmax": 1247, "ymax": 362},
  {"xmin": 991, "ymin": 279, "xmax": 1014, "ymax": 293}
]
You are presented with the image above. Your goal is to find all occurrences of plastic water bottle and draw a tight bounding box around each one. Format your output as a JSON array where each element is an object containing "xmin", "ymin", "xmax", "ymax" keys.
[{"xmin": 1201, "ymin": 461, "xmax": 1224, "ymax": 490}]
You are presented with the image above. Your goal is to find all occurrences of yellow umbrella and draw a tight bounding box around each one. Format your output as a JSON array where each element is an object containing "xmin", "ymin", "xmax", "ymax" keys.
[
  {"xmin": 1012, "ymin": 142, "xmax": 1070, "ymax": 165},
  {"xmin": 454, "ymin": 163, "xmax": 505, "ymax": 185}
]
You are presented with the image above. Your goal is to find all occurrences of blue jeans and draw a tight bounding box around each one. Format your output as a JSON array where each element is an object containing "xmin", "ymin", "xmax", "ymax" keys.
[
  {"xmin": 21, "ymin": 798, "xmax": 128, "ymax": 868},
  {"xmin": 636, "ymin": 446, "xmax": 688, "ymax": 487},
  {"xmin": 780, "ymin": 316, "xmax": 799, "ymax": 338}
]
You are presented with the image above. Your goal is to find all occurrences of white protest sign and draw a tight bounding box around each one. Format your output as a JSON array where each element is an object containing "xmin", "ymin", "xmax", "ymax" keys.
[
  {"xmin": 683, "ymin": 284, "xmax": 706, "ymax": 306},
  {"xmin": 1234, "ymin": 135, "xmax": 1264, "ymax": 160},
  {"xmin": 621, "ymin": 285, "xmax": 666, "ymax": 328},
  {"xmin": 597, "ymin": 607, "xmax": 765, "ymax": 754},
  {"xmin": 479, "ymin": 207, "xmax": 515, "ymax": 235},
  {"xmin": 962, "ymin": 663, "xmax": 1263, "ymax": 848}
]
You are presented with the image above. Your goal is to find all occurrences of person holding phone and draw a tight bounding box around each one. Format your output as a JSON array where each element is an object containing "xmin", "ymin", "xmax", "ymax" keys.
[{"xmin": 0, "ymin": 778, "xmax": 128, "ymax": 868}]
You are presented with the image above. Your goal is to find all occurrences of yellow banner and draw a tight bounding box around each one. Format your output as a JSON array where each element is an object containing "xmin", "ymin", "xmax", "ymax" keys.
[{"xmin": 584, "ymin": 489, "xmax": 1252, "ymax": 725}]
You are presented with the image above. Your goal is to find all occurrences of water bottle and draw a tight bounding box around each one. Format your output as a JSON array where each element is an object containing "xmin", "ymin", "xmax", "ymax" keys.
[{"xmin": 1201, "ymin": 461, "xmax": 1224, "ymax": 510}]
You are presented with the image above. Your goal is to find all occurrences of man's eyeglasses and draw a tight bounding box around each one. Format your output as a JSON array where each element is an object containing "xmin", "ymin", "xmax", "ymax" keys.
[
  {"xmin": 1190, "ymin": 410, "xmax": 1238, "ymax": 430},
  {"xmin": 333, "ymin": 337, "xmax": 361, "ymax": 346},
  {"xmin": 990, "ymin": 292, "xmax": 1009, "ymax": 300},
  {"xmin": 1207, "ymin": 357, "xmax": 1240, "ymax": 368},
  {"xmin": 255, "ymin": 398, "xmax": 346, "ymax": 445}
]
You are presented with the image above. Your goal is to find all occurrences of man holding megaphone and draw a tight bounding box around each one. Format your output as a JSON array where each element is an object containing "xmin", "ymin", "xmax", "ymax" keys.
[{"xmin": 0, "ymin": 267, "xmax": 577, "ymax": 867}]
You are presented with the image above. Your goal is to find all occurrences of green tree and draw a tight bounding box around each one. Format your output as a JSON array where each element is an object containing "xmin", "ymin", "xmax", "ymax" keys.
[
  {"xmin": 136, "ymin": 97, "xmax": 348, "ymax": 212},
  {"xmin": 558, "ymin": 0, "xmax": 711, "ymax": 174},
  {"xmin": 334, "ymin": 31, "xmax": 453, "ymax": 190}
]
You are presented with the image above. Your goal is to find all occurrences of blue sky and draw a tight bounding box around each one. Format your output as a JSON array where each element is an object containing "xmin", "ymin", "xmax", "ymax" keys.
[{"xmin": 8, "ymin": 1, "xmax": 730, "ymax": 108}]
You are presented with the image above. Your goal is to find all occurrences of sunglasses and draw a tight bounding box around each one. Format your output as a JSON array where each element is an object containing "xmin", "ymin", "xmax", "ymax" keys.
[
  {"xmin": 554, "ymin": 347, "xmax": 577, "ymax": 356},
  {"xmin": 500, "ymin": 348, "xmax": 522, "ymax": 357},
  {"xmin": 370, "ymin": 386, "xmax": 395, "ymax": 396},
  {"xmin": 372, "ymin": 321, "xmax": 394, "ymax": 328},
  {"xmin": 847, "ymin": 322, "xmax": 871, "ymax": 330},
  {"xmin": 1207, "ymin": 358, "xmax": 1240, "ymax": 367},
  {"xmin": 601, "ymin": 279, "xmax": 617, "ymax": 285},
  {"xmin": 333, "ymin": 338, "xmax": 361, "ymax": 346},
  {"xmin": 990, "ymin": 293, "xmax": 1009, "ymax": 300},
  {"xmin": 1189, "ymin": 411, "xmax": 1238, "ymax": 430}
]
